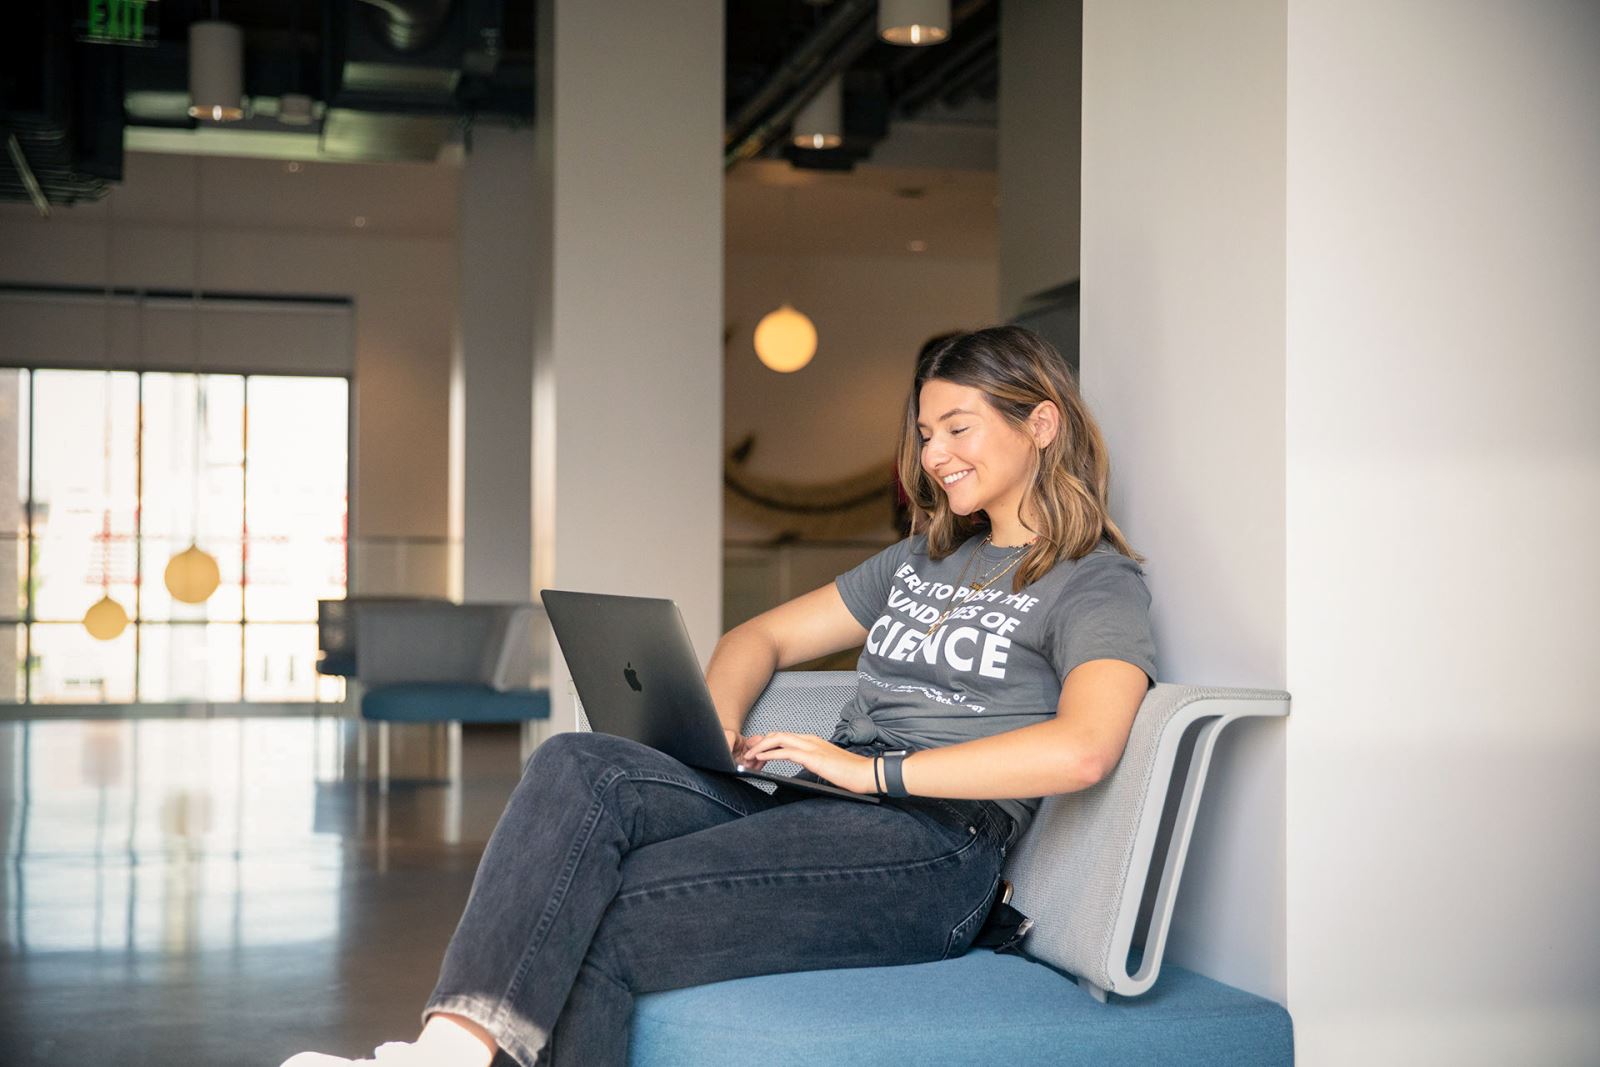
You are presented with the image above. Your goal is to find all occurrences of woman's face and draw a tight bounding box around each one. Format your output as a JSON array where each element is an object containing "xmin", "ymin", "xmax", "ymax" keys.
[{"xmin": 916, "ymin": 378, "xmax": 1040, "ymax": 523}]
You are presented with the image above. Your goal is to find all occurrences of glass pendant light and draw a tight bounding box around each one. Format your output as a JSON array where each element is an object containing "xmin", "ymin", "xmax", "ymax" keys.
[
  {"xmin": 165, "ymin": 157, "xmax": 221, "ymax": 605},
  {"xmin": 754, "ymin": 188, "xmax": 818, "ymax": 373},
  {"xmin": 85, "ymin": 197, "xmax": 130, "ymax": 641}
]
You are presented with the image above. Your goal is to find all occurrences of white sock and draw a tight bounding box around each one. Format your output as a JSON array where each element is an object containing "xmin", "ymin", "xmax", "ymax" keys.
[{"xmin": 402, "ymin": 1015, "xmax": 496, "ymax": 1067}]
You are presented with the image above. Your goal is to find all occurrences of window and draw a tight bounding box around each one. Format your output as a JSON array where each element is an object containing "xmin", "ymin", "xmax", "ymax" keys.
[{"xmin": 1, "ymin": 368, "xmax": 348, "ymax": 705}]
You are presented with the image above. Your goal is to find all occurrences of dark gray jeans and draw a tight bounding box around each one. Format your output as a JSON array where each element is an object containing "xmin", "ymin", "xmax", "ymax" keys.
[{"xmin": 423, "ymin": 731, "xmax": 1013, "ymax": 1067}]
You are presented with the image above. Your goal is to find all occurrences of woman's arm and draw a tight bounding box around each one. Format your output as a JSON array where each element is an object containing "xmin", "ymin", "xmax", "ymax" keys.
[
  {"xmin": 741, "ymin": 658, "xmax": 1150, "ymax": 798},
  {"xmin": 704, "ymin": 582, "xmax": 870, "ymax": 741}
]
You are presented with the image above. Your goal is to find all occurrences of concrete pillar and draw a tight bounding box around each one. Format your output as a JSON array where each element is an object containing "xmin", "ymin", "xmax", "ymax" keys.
[
  {"xmin": 532, "ymin": 0, "xmax": 724, "ymax": 731},
  {"xmin": 453, "ymin": 126, "xmax": 537, "ymax": 603}
]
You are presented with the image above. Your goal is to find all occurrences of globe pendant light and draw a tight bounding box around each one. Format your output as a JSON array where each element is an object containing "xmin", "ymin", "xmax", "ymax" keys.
[
  {"xmin": 165, "ymin": 157, "xmax": 221, "ymax": 606},
  {"xmin": 85, "ymin": 203, "xmax": 130, "ymax": 642},
  {"xmin": 84, "ymin": 594, "xmax": 130, "ymax": 642},
  {"xmin": 754, "ymin": 304, "xmax": 818, "ymax": 373},
  {"xmin": 165, "ymin": 543, "xmax": 222, "ymax": 604},
  {"xmin": 755, "ymin": 188, "xmax": 817, "ymax": 373}
]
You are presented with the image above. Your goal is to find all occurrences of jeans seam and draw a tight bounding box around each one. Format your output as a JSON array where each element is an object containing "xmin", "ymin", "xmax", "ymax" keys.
[
  {"xmin": 611, "ymin": 769, "xmax": 762, "ymax": 820},
  {"xmin": 613, "ymin": 829, "xmax": 986, "ymax": 902},
  {"xmin": 496, "ymin": 764, "xmax": 759, "ymax": 1024},
  {"xmin": 498, "ymin": 790, "xmax": 609, "ymax": 1024},
  {"xmin": 941, "ymin": 878, "xmax": 999, "ymax": 960}
]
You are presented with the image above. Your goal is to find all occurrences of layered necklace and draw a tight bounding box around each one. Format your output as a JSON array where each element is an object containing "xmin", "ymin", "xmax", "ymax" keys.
[{"xmin": 923, "ymin": 535, "xmax": 1035, "ymax": 637}]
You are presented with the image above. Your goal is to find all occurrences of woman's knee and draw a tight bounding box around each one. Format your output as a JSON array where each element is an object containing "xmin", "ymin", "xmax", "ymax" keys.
[{"xmin": 524, "ymin": 730, "xmax": 655, "ymax": 780}]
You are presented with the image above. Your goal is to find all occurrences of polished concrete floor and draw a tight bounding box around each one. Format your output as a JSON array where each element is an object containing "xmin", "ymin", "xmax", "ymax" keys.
[{"xmin": 0, "ymin": 717, "xmax": 527, "ymax": 1066}]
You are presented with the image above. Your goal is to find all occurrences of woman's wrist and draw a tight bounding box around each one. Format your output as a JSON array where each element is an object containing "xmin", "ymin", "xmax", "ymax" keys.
[{"xmin": 859, "ymin": 754, "xmax": 884, "ymax": 796}]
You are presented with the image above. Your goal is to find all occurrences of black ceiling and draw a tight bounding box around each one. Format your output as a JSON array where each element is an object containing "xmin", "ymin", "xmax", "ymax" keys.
[{"xmin": 0, "ymin": 1, "xmax": 997, "ymax": 207}]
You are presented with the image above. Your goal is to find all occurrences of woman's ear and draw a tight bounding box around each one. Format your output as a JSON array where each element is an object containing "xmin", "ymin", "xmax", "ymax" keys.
[{"xmin": 1028, "ymin": 401, "xmax": 1061, "ymax": 449}]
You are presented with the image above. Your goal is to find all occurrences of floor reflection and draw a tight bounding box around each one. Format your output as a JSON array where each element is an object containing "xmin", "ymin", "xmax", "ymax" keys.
[{"xmin": 0, "ymin": 716, "xmax": 524, "ymax": 1066}]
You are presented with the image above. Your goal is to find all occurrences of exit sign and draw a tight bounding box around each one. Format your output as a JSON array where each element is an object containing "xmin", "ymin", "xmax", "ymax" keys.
[{"xmin": 78, "ymin": 0, "xmax": 158, "ymax": 46}]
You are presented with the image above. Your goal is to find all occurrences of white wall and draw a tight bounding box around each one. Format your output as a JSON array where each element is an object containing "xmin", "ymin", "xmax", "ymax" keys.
[
  {"xmin": 1080, "ymin": 0, "xmax": 1600, "ymax": 1061},
  {"xmin": 1080, "ymin": 0, "xmax": 1289, "ymax": 1002},
  {"xmin": 998, "ymin": 0, "xmax": 1083, "ymax": 318},
  {"xmin": 0, "ymin": 154, "xmax": 460, "ymax": 597},
  {"xmin": 1284, "ymin": 2, "xmax": 1600, "ymax": 1061}
]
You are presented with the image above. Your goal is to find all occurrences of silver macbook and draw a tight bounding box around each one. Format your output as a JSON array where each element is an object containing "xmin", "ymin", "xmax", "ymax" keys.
[{"xmin": 540, "ymin": 589, "xmax": 878, "ymax": 804}]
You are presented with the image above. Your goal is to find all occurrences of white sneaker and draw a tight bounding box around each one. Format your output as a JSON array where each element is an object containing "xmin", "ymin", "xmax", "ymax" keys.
[{"xmin": 279, "ymin": 1044, "xmax": 427, "ymax": 1067}]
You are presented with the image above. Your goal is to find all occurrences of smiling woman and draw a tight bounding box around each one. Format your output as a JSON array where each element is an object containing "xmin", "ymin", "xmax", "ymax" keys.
[{"xmin": 280, "ymin": 325, "xmax": 1156, "ymax": 1067}]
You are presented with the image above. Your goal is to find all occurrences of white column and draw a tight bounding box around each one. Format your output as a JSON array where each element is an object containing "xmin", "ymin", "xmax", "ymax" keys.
[
  {"xmin": 533, "ymin": 0, "xmax": 724, "ymax": 731},
  {"xmin": 1080, "ymin": 0, "xmax": 1288, "ymax": 1003},
  {"xmin": 454, "ymin": 126, "xmax": 537, "ymax": 603}
]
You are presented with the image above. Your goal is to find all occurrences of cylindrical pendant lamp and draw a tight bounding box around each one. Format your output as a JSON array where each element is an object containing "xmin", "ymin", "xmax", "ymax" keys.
[
  {"xmin": 791, "ymin": 76, "xmax": 844, "ymax": 150},
  {"xmin": 188, "ymin": 21, "xmax": 246, "ymax": 122},
  {"xmin": 878, "ymin": 0, "xmax": 951, "ymax": 46}
]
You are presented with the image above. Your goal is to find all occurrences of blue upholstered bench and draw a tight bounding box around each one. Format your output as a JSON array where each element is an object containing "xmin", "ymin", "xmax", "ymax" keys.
[
  {"xmin": 631, "ymin": 951, "xmax": 1290, "ymax": 1066},
  {"xmin": 574, "ymin": 672, "xmax": 1293, "ymax": 1065},
  {"xmin": 346, "ymin": 601, "xmax": 554, "ymax": 788}
]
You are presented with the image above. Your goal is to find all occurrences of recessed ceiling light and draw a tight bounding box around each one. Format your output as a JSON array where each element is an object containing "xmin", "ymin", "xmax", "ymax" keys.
[
  {"xmin": 907, "ymin": 239, "xmax": 928, "ymax": 253},
  {"xmin": 286, "ymin": 161, "xmax": 302, "ymax": 173},
  {"xmin": 353, "ymin": 216, "xmax": 368, "ymax": 228}
]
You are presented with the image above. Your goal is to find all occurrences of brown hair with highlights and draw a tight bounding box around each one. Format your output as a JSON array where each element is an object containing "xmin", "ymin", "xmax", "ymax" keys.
[{"xmin": 896, "ymin": 325, "xmax": 1142, "ymax": 591}]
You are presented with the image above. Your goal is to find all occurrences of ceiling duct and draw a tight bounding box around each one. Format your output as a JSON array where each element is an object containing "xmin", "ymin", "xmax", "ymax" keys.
[
  {"xmin": 357, "ymin": 0, "xmax": 455, "ymax": 54},
  {"xmin": 331, "ymin": 0, "xmax": 505, "ymax": 103}
]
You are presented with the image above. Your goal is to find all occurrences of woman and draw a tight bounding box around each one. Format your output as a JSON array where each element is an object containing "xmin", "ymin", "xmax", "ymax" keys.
[{"xmin": 283, "ymin": 325, "xmax": 1156, "ymax": 1067}]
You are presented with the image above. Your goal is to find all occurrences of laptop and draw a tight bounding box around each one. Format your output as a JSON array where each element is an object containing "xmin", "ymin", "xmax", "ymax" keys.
[{"xmin": 540, "ymin": 589, "xmax": 879, "ymax": 804}]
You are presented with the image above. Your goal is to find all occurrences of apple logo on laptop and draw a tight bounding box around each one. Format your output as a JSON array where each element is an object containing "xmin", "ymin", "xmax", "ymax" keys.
[{"xmin": 624, "ymin": 662, "xmax": 642, "ymax": 692}]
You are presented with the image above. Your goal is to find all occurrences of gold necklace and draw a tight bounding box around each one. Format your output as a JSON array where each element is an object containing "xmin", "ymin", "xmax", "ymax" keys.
[
  {"xmin": 923, "ymin": 537, "xmax": 1032, "ymax": 637},
  {"xmin": 968, "ymin": 545, "xmax": 1029, "ymax": 592}
]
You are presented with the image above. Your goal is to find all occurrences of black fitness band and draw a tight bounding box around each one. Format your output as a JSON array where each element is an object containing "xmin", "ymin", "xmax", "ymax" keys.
[
  {"xmin": 882, "ymin": 750, "xmax": 910, "ymax": 797},
  {"xmin": 873, "ymin": 756, "xmax": 884, "ymax": 795}
]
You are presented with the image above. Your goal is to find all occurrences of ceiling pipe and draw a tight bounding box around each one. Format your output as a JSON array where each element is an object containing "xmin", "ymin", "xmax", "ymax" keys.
[
  {"xmin": 932, "ymin": 51, "xmax": 998, "ymax": 109},
  {"xmin": 724, "ymin": 0, "xmax": 997, "ymax": 171},
  {"xmin": 725, "ymin": 10, "xmax": 881, "ymax": 170},
  {"xmin": 5, "ymin": 135, "xmax": 50, "ymax": 217},
  {"xmin": 355, "ymin": 0, "xmax": 453, "ymax": 53},
  {"xmin": 725, "ymin": 0, "xmax": 875, "ymax": 153},
  {"xmin": 894, "ymin": 20, "xmax": 997, "ymax": 117}
]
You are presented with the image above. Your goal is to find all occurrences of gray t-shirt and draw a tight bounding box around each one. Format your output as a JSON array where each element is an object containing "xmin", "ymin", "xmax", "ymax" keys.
[{"xmin": 832, "ymin": 532, "xmax": 1158, "ymax": 839}]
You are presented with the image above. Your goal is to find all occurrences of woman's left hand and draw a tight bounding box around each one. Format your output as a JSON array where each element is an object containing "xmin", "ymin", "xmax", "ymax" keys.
[{"xmin": 738, "ymin": 733, "xmax": 878, "ymax": 796}]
